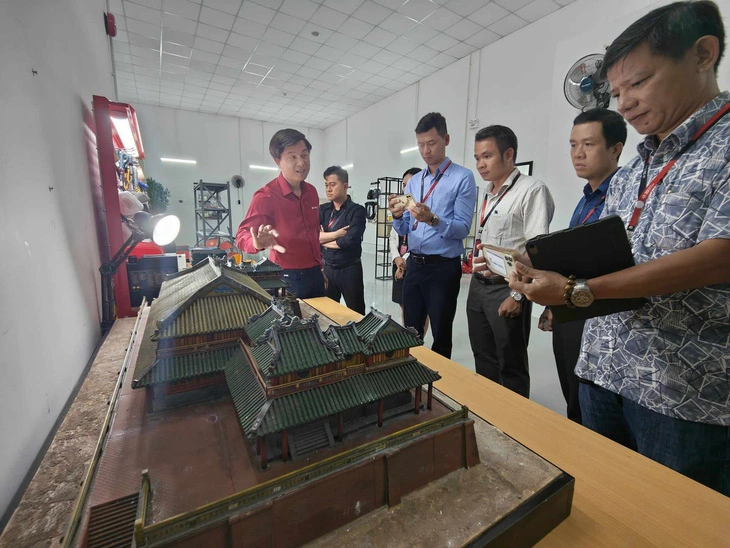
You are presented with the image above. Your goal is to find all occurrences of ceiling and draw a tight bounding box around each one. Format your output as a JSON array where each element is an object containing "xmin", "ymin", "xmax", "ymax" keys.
[{"xmin": 111, "ymin": 0, "xmax": 576, "ymax": 129}]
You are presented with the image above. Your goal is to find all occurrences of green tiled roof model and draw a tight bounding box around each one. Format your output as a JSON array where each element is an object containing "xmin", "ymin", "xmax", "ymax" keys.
[
  {"xmin": 240, "ymin": 258, "xmax": 282, "ymax": 273},
  {"xmin": 132, "ymin": 258, "xmax": 273, "ymax": 385},
  {"xmin": 325, "ymin": 310, "xmax": 423, "ymax": 356},
  {"xmin": 244, "ymin": 307, "xmax": 286, "ymax": 344},
  {"xmin": 254, "ymin": 277, "xmax": 290, "ymax": 290},
  {"xmin": 265, "ymin": 317, "xmax": 343, "ymax": 376},
  {"xmin": 158, "ymin": 294, "xmax": 268, "ymax": 338},
  {"xmin": 135, "ymin": 345, "xmax": 238, "ymax": 388},
  {"xmin": 224, "ymin": 348, "xmax": 267, "ymax": 433},
  {"xmin": 245, "ymin": 360, "xmax": 440, "ymax": 437}
]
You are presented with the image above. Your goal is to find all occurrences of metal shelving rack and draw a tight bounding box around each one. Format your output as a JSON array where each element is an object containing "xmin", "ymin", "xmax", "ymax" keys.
[
  {"xmin": 371, "ymin": 176, "xmax": 403, "ymax": 280},
  {"xmin": 194, "ymin": 180, "xmax": 232, "ymax": 247}
]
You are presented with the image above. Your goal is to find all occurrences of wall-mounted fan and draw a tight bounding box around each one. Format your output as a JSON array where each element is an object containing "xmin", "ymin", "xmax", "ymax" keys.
[{"xmin": 564, "ymin": 54, "xmax": 611, "ymax": 111}]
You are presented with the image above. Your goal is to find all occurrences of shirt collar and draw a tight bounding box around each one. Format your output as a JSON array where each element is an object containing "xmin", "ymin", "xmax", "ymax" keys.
[
  {"xmin": 487, "ymin": 167, "xmax": 521, "ymax": 196},
  {"xmin": 425, "ymin": 157, "xmax": 452, "ymax": 178},
  {"xmin": 582, "ymin": 169, "xmax": 617, "ymax": 199},
  {"xmin": 637, "ymin": 90, "xmax": 730, "ymax": 160},
  {"xmin": 330, "ymin": 195, "xmax": 351, "ymax": 211},
  {"xmin": 276, "ymin": 172, "xmax": 308, "ymax": 196}
]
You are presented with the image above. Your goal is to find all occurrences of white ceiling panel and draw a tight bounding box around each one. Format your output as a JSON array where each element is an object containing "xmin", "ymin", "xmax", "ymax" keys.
[{"xmin": 114, "ymin": 0, "xmax": 574, "ymax": 127}]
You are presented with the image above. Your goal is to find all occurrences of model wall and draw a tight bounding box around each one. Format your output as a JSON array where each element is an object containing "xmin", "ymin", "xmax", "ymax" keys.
[
  {"xmin": 134, "ymin": 104, "xmax": 325, "ymax": 247},
  {"xmin": 0, "ymin": 0, "xmax": 114, "ymax": 525}
]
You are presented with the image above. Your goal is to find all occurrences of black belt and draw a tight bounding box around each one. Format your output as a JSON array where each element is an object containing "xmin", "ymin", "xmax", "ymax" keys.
[
  {"xmin": 323, "ymin": 259, "xmax": 361, "ymax": 270},
  {"xmin": 409, "ymin": 253, "xmax": 456, "ymax": 265},
  {"xmin": 474, "ymin": 274, "xmax": 508, "ymax": 285}
]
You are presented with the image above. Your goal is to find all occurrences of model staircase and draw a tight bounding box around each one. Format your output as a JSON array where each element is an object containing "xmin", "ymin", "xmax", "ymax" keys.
[{"xmin": 289, "ymin": 421, "xmax": 335, "ymax": 459}]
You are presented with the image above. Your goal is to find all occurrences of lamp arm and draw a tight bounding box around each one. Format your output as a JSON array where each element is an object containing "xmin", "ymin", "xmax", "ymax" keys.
[{"xmin": 100, "ymin": 233, "xmax": 140, "ymax": 275}]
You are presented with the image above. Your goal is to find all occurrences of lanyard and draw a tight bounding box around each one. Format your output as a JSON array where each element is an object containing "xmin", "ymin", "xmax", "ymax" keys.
[
  {"xmin": 579, "ymin": 194, "xmax": 606, "ymax": 225},
  {"xmin": 627, "ymin": 101, "xmax": 730, "ymax": 232},
  {"xmin": 420, "ymin": 160, "xmax": 452, "ymax": 203},
  {"xmin": 413, "ymin": 160, "xmax": 452, "ymax": 230},
  {"xmin": 478, "ymin": 172, "xmax": 521, "ymax": 231},
  {"xmin": 327, "ymin": 208, "xmax": 340, "ymax": 230}
]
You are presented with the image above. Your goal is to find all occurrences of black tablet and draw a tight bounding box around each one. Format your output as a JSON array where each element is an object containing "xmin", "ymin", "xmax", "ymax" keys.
[{"xmin": 525, "ymin": 215, "xmax": 647, "ymax": 323}]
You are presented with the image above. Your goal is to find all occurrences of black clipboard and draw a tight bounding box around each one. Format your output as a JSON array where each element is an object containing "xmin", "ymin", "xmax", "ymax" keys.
[{"xmin": 525, "ymin": 215, "xmax": 646, "ymax": 323}]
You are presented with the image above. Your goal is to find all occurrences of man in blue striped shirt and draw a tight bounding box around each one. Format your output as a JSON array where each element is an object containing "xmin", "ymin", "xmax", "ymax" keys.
[{"xmin": 538, "ymin": 109, "xmax": 627, "ymax": 423}]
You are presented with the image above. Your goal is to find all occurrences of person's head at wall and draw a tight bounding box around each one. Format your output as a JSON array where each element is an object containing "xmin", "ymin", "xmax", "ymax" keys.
[
  {"xmin": 602, "ymin": 0, "xmax": 724, "ymax": 141},
  {"xmin": 473, "ymin": 125, "xmax": 518, "ymax": 185},
  {"xmin": 570, "ymin": 109, "xmax": 627, "ymax": 188},
  {"xmin": 415, "ymin": 113, "xmax": 450, "ymax": 172},
  {"xmin": 270, "ymin": 128, "xmax": 312, "ymax": 185},
  {"xmin": 402, "ymin": 167, "xmax": 421, "ymax": 191},
  {"xmin": 323, "ymin": 165, "xmax": 349, "ymax": 205}
]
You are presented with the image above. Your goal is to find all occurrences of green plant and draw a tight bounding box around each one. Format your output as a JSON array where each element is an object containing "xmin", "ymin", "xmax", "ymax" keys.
[{"xmin": 146, "ymin": 177, "xmax": 170, "ymax": 214}]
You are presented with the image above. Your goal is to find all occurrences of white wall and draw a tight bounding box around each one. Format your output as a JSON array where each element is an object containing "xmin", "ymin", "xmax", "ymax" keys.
[
  {"xmin": 0, "ymin": 0, "xmax": 114, "ymax": 522},
  {"xmin": 135, "ymin": 104, "xmax": 325, "ymax": 247}
]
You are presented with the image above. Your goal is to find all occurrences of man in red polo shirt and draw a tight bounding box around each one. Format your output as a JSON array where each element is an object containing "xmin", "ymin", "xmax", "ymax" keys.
[{"xmin": 236, "ymin": 128, "xmax": 325, "ymax": 298}]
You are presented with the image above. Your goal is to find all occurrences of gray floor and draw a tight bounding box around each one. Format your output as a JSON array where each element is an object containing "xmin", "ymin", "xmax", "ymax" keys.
[{"xmin": 356, "ymin": 244, "xmax": 568, "ymax": 419}]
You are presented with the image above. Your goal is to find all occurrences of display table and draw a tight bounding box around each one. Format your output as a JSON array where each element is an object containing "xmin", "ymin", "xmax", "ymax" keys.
[{"xmin": 305, "ymin": 297, "xmax": 730, "ymax": 547}]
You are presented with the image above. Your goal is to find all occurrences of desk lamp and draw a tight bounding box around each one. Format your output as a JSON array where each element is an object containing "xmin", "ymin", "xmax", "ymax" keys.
[{"xmin": 100, "ymin": 211, "xmax": 180, "ymax": 332}]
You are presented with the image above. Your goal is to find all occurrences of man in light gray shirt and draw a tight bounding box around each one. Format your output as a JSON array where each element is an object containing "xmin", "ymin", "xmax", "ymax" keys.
[{"xmin": 468, "ymin": 125, "xmax": 554, "ymax": 397}]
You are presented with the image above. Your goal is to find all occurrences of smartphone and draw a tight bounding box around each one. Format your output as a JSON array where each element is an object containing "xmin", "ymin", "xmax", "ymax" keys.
[
  {"xmin": 394, "ymin": 193, "xmax": 416, "ymax": 209},
  {"xmin": 481, "ymin": 244, "xmax": 520, "ymax": 280}
]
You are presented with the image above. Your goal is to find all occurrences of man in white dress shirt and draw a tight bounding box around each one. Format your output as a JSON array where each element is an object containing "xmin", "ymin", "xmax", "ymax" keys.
[{"xmin": 467, "ymin": 125, "xmax": 555, "ymax": 397}]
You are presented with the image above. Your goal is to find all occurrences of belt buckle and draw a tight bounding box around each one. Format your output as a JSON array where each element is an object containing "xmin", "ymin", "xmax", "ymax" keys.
[{"xmin": 412, "ymin": 254, "xmax": 426, "ymax": 265}]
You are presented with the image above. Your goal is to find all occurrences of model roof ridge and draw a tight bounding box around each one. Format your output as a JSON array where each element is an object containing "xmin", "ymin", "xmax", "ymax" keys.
[{"xmin": 267, "ymin": 314, "xmax": 344, "ymax": 374}]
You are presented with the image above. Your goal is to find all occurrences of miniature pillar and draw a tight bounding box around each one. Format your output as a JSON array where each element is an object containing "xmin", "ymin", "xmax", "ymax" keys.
[
  {"xmin": 377, "ymin": 399, "xmax": 384, "ymax": 427},
  {"xmin": 281, "ymin": 431, "xmax": 289, "ymax": 462},
  {"xmin": 414, "ymin": 386, "xmax": 422, "ymax": 415},
  {"xmin": 337, "ymin": 412, "xmax": 344, "ymax": 440},
  {"xmin": 427, "ymin": 383, "xmax": 433, "ymax": 410},
  {"xmin": 260, "ymin": 437, "xmax": 268, "ymax": 468},
  {"xmin": 255, "ymin": 437, "xmax": 261, "ymax": 455}
]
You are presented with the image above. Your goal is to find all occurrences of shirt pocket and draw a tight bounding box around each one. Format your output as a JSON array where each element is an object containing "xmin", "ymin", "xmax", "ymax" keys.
[{"xmin": 487, "ymin": 212, "xmax": 520, "ymax": 247}]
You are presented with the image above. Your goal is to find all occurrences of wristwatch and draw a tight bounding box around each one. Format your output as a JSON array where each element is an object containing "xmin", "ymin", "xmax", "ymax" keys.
[
  {"xmin": 510, "ymin": 290, "xmax": 523, "ymax": 302},
  {"xmin": 570, "ymin": 279, "xmax": 594, "ymax": 307},
  {"xmin": 429, "ymin": 213, "xmax": 440, "ymax": 226}
]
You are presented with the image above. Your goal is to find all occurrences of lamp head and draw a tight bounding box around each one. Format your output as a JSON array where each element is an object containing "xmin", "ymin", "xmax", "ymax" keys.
[{"xmin": 132, "ymin": 211, "xmax": 180, "ymax": 246}]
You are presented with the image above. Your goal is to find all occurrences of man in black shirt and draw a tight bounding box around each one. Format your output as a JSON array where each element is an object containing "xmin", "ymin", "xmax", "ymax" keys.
[{"xmin": 319, "ymin": 166, "xmax": 367, "ymax": 314}]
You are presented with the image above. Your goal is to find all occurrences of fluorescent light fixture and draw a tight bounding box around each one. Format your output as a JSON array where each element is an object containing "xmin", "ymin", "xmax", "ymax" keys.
[
  {"xmin": 342, "ymin": 163, "xmax": 353, "ymax": 169},
  {"xmin": 249, "ymin": 164, "xmax": 279, "ymax": 171},
  {"xmin": 400, "ymin": 146, "xmax": 418, "ymax": 154},
  {"xmin": 161, "ymin": 157, "xmax": 197, "ymax": 164},
  {"xmin": 111, "ymin": 116, "xmax": 139, "ymax": 157}
]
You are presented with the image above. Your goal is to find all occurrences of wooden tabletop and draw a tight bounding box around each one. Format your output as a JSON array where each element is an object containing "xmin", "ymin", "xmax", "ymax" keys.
[{"xmin": 305, "ymin": 297, "xmax": 730, "ymax": 547}]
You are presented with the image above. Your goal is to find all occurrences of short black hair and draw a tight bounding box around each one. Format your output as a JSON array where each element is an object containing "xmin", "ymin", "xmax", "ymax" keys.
[
  {"xmin": 323, "ymin": 165, "xmax": 348, "ymax": 184},
  {"xmin": 269, "ymin": 128, "xmax": 312, "ymax": 160},
  {"xmin": 474, "ymin": 125, "xmax": 518, "ymax": 161},
  {"xmin": 415, "ymin": 112, "xmax": 448, "ymax": 137},
  {"xmin": 402, "ymin": 167, "xmax": 421, "ymax": 179},
  {"xmin": 602, "ymin": 1, "xmax": 725, "ymax": 77},
  {"xmin": 573, "ymin": 109, "xmax": 628, "ymax": 148}
]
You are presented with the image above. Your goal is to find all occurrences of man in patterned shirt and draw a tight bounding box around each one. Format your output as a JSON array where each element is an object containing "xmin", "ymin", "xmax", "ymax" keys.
[{"xmin": 510, "ymin": 1, "xmax": 730, "ymax": 495}]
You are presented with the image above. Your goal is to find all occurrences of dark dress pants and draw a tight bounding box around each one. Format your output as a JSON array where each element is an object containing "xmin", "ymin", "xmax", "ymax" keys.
[
  {"xmin": 402, "ymin": 257, "xmax": 462, "ymax": 359},
  {"xmin": 324, "ymin": 261, "xmax": 366, "ymax": 315},
  {"xmin": 280, "ymin": 266, "xmax": 325, "ymax": 299},
  {"xmin": 466, "ymin": 277, "xmax": 531, "ymax": 398},
  {"xmin": 552, "ymin": 318, "xmax": 585, "ymax": 423}
]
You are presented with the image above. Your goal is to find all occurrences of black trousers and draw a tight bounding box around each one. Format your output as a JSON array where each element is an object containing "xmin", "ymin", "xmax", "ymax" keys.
[
  {"xmin": 552, "ymin": 318, "xmax": 585, "ymax": 423},
  {"xmin": 323, "ymin": 261, "xmax": 366, "ymax": 315},
  {"xmin": 466, "ymin": 278, "xmax": 532, "ymax": 397},
  {"xmin": 403, "ymin": 256, "xmax": 462, "ymax": 358}
]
